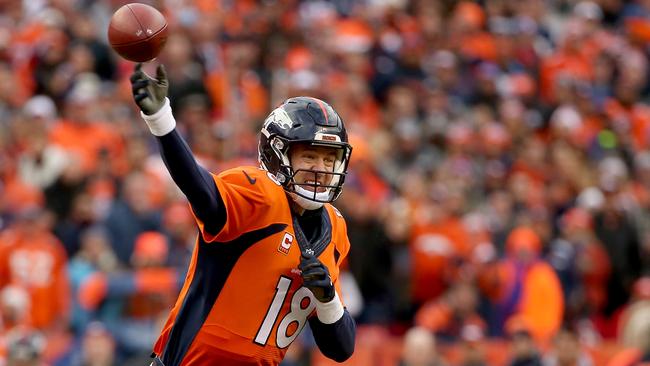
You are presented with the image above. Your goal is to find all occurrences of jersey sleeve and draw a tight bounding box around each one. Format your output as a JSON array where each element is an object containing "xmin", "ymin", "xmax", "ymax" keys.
[
  {"xmin": 156, "ymin": 130, "xmax": 226, "ymax": 235},
  {"xmin": 330, "ymin": 207, "xmax": 351, "ymax": 299},
  {"xmin": 192, "ymin": 168, "xmax": 282, "ymax": 243},
  {"xmin": 335, "ymin": 221, "xmax": 351, "ymax": 267}
]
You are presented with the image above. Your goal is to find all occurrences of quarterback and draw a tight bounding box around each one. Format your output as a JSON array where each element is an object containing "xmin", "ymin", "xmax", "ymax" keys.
[{"xmin": 130, "ymin": 64, "xmax": 355, "ymax": 366}]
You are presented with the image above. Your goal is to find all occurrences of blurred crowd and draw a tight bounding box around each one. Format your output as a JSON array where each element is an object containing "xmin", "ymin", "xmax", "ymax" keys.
[{"xmin": 0, "ymin": 0, "xmax": 649, "ymax": 365}]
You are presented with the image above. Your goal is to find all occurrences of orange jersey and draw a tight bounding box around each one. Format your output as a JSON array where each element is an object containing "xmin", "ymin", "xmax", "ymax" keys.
[
  {"xmin": 153, "ymin": 167, "xmax": 350, "ymax": 366},
  {"xmin": 0, "ymin": 230, "xmax": 70, "ymax": 330}
]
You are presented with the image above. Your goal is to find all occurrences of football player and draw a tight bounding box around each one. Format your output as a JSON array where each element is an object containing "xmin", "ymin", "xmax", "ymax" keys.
[{"xmin": 130, "ymin": 63, "xmax": 355, "ymax": 366}]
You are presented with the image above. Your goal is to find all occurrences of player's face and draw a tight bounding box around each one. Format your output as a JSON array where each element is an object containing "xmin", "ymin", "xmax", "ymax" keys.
[{"xmin": 290, "ymin": 144, "xmax": 337, "ymax": 193}]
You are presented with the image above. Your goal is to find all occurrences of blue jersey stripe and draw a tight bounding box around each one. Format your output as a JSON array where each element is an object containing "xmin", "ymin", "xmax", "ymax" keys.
[{"xmin": 161, "ymin": 223, "xmax": 287, "ymax": 365}]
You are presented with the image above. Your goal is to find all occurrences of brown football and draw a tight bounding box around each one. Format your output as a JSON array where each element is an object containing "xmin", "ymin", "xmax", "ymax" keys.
[{"xmin": 107, "ymin": 3, "xmax": 168, "ymax": 62}]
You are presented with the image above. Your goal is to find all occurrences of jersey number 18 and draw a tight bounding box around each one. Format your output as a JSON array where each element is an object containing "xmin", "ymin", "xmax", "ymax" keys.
[{"xmin": 254, "ymin": 276, "xmax": 315, "ymax": 348}]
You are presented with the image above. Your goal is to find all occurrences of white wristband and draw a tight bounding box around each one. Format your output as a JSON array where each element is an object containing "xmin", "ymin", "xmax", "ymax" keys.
[
  {"xmin": 140, "ymin": 98, "xmax": 176, "ymax": 136},
  {"xmin": 315, "ymin": 292, "xmax": 345, "ymax": 324}
]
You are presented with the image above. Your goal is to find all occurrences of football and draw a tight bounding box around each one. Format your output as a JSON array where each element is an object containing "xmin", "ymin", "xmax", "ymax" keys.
[{"xmin": 107, "ymin": 3, "xmax": 168, "ymax": 63}]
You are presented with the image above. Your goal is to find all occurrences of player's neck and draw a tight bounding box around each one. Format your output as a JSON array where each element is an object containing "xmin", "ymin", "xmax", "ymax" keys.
[
  {"xmin": 289, "ymin": 201, "xmax": 324, "ymax": 217},
  {"xmin": 289, "ymin": 200, "xmax": 306, "ymax": 216}
]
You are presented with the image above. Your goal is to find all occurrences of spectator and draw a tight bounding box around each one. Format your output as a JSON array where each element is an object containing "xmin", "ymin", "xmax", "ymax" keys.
[
  {"xmin": 77, "ymin": 231, "xmax": 181, "ymax": 358},
  {"xmin": 48, "ymin": 76, "xmax": 123, "ymax": 176},
  {"xmin": 592, "ymin": 157, "xmax": 642, "ymax": 323},
  {"xmin": 4, "ymin": 327, "xmax": 46, "ymax": 366},
  {"xmin": 339, "ymin": 163, "xmax": 393, "ymax": 323},
  {"xmin": 608, "ymin": 287, "xmax": 650, "ymax": 366},
  {"xmin": 415, "ymin": 282, "xmax": 485, "ymax": 342},
  {"xmin": 399, "ymin": 326, "xmax": 447, "ymax": 366},
  {"xmin": 457, "ymin": 322, "xmax": 488, "ymax": 366},
  {"xmin": 611, "ymin": 276, "xmax": 650, "ymax": 365},
  {"xmin": 53, "ymin": 193, "xmax": 104, "ymax": 258},
  {"xmin": 17, "ymin": 95, "xmax": 69, "ymax": 191},
  {"xmin": 161, "ymin": 201, "xmax": 195, "ymax": 270},
  {"xmin": 0, "ymin": 206, "xmax": 70, "ymax": 333},
  {"xmin": 542, "ymin": 327, "xmax": 594, "ymax": 366},
  {"xmin": 0, "ymin": 285, "xmax": 31, "ymax": 334},
  {"xmin": 64, "ymin": 321, "xmax": 116, "ymax": 366},
  {"xmin": 409, "ymin": 195, "xmax": 472, "ymax": 305},
  {"xmin": 479, "ymin": 226, "xmax": 564, "ymax": 343},
  {"xmin": 102, "ymin": 172, "xmax": 162, "ymax": 264},
  {"xmin": 67, "ymin": 226, "xmax": 118, "ymax": 333},
  {"xmin": 547, "ymin": 207, "xmax": 610, "ymax": 322},
  {"xmin": 506, "ymin": 321, "xmax": 543, "ymax": 366}
]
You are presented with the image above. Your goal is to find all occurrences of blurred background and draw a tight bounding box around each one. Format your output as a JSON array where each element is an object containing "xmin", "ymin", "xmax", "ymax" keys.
[{"xmin": 0, "ymin": 0, "xmax": 649, "ymax": 365}]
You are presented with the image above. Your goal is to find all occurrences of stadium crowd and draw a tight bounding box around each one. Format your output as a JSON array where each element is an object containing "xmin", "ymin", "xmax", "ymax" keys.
[{"xmin": 0, "ymin": 0, "xmax": 648, "ymax": 365}]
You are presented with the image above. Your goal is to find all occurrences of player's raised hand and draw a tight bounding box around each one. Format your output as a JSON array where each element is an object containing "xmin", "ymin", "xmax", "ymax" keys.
[
  {"xmin": 130, "ymin": 63, "xmax": 168, "ymax": 115},
  {"xmin": 299, "ymin": 252, "xmax": 335, "ymax": 303}
]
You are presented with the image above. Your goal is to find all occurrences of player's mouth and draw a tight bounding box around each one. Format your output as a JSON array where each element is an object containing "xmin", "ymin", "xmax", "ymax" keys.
[{"xmin": 303, "ymin": 180, "xmax": 326, "ymax": 193}]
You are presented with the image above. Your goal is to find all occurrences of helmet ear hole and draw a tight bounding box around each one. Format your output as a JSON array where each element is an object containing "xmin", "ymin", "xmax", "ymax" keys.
[{"xmin": 272, "ymin": 138, "xmax": 286, "ymax": 151}]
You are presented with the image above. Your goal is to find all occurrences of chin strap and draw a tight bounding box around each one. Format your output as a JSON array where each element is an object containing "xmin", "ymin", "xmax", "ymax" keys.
[
  {"xmin": 293, "ymin": 185, "xmax": 331, "ymax": 206},
  {"xmin": 289, "ymin": 191, "xmax": 324, "ymax": 210}
]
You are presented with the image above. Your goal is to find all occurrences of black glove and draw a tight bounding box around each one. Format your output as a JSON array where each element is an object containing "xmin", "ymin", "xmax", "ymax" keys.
[
  {"xmin": 299, "ymin": 252, "xmax": 335, "ymax": 303},
  {"xmin": 130, "ymin": 63, "xmax": 168, "ymax": 115}
]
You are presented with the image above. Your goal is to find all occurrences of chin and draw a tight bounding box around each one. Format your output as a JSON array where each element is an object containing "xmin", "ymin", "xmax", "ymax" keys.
[{"xmin": 290, "ymin": 192, "xmax": 324, "ymax": 210}]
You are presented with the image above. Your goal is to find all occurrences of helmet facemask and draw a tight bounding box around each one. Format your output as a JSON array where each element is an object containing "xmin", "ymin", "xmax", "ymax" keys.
[
  {"xmin": 258, "ymin": 97, "xmax": 352, "ymax": 210},
  {"xmin": 262, "ymin": 136, "xmax": 351, "ymax": 209}
]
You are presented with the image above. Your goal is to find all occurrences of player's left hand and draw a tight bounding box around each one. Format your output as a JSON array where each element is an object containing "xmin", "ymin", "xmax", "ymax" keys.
[{"xmin": 299, "ymin": 252, "xmax": 335, "ymax": 303}]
